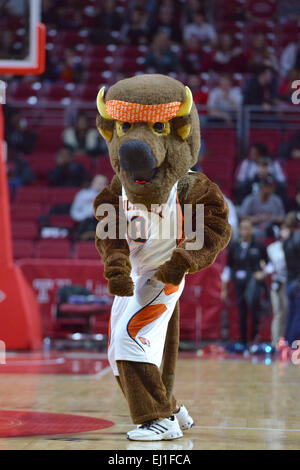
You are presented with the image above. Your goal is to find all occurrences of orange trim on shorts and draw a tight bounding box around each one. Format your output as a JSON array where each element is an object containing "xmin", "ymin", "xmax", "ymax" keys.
[
  {"xmin": 106, "ymin": 100, "xmax": 181, "ymax": 123},
  {"xmin": 163, "ymin": 284, "xmax": 180, "ymax": 296},
  {"xmin": 127, "ymin": 304, "xmax": 167, "ymax": 339},
  {"xmin": 176, "ymin": 192, "xmax": 185, "ymax": 246}
]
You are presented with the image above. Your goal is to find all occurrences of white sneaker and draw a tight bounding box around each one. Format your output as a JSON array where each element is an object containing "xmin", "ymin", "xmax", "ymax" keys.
[
  {"xmin": 175, "ymin": 405, "xmax": 194, "ymax": 430},
  {"xmin": 127, "ymin": 416, "xmax": 183, "ymax": 441}
]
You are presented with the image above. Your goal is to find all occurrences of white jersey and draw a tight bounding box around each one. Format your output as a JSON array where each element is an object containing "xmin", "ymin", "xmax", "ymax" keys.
[{"xmin": 122, "ymin": 182, "xmax": 183, "ymax": 276}]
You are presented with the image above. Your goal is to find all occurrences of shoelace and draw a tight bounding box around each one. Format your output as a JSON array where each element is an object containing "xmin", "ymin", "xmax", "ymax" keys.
[{"xmin": 139, "ymin": 417, "xmax": 172, "ymax": 433}]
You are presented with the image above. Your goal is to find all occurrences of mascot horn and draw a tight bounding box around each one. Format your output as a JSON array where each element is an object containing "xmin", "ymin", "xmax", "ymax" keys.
[{"xmin": 93, "ymin": 74, "xmax": 231, "ymax": 441}]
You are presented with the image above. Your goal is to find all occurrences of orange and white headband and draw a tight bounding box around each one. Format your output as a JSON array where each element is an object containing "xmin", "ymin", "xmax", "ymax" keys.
[{"xmin": 97, "ymin": 86, "xmax": 193, "ymax": 123}]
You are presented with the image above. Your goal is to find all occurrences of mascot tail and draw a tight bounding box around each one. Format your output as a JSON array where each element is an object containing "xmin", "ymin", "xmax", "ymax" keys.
[{"xmin": 162, "ymin": 301, "xmax": 180, "ymax": 399}]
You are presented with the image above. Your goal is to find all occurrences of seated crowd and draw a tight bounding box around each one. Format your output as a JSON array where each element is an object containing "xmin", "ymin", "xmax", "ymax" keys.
[{"xmin": 2, "ymin": 0, "xmax": 300, "ymax": 350}]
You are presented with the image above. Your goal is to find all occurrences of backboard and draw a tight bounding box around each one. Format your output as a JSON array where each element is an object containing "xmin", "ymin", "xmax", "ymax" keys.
[{"xmin": 0, "ymin": 0, "xmax": 45, "ymax": 75}]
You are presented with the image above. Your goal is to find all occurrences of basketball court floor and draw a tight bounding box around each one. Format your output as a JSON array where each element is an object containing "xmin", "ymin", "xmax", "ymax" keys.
[{"xmin": 0, "ymin": 352, "xmax": 299, "ymax": 450}]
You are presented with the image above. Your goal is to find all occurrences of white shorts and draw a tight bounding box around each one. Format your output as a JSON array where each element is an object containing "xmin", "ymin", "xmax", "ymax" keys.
[{"xmin": 108, "ymin": 271, "xmax": 185, "ymax": 376}]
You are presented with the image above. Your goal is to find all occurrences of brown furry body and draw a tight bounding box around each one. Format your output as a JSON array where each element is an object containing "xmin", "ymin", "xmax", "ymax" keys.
[{"xmin": 94, "ymin": 74, "xmax": 231, "ymax": 425}]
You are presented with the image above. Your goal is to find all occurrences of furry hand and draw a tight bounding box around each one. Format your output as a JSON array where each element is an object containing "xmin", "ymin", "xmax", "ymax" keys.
[
  {"xmin": 104, "ymin": 253, "xmax": 134, "ymax": 296},
  {"xmin": 154, "ymin": 250, "xmax": 191, "ymax": 286},
  {"xmin": 107, "ymin": 275, "xmax": 134, "ymax": 297}
]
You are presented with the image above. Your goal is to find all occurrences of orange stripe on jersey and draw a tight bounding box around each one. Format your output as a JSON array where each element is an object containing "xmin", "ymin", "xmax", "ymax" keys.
[
  {"xmin": 128, "ymin": 304, "xmax": 167, "ymax": 340},
  {"xmin": 176, "ymin": 192, "xmax": 185, "ymax": 246},
  {"xmin": 163, "ymin": 284, "xmax": 180, "ymax": 296}
]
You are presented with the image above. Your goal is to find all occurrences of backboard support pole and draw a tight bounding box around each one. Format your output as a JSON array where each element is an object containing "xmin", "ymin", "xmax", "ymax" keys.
[{"xmin": 0, "ymin": 0, "xmax": 46, "ymax": 350}]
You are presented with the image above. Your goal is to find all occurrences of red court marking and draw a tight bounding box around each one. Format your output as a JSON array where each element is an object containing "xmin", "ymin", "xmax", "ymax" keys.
[
  {"xmin": 0, "ymin": 410, "xmax": 114, "ymax": 438},
  {"xmin": 0, "ymin": 353, "xmax": 109, "ymax": 375}
]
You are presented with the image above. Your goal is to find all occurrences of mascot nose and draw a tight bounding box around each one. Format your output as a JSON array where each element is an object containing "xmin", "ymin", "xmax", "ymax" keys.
[{"xmin": 119, "ymin": 140, "xmax": 156, "ymax": 182}]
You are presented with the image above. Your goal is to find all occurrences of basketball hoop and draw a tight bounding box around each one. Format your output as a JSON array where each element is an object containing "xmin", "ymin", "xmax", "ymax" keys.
[{"xmin": 0, "ymin": 0, "xmax": 46, "ymax": 76}]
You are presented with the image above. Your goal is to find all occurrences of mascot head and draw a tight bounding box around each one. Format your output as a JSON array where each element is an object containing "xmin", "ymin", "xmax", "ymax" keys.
[{"xmin": 96, "ymin": 74, "xmax": 200, "ymax": 205}]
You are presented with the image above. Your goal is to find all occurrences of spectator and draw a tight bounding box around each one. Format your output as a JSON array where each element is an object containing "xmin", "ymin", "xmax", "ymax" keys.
[
  {"xmin": 212, "ymin": 33, "xmax": 244, "ymax": 73},
  {"xmin": 48, "ymin": 147, "xmax": 90, "ymax": 187},
  {"xmin": 6, "ymin": 114, "xmax": 36, "ymax": 155},
  {"xmin": 63, "ymin": 114, "xmax": 102, "ymax": 156},
  {"xmin": 224, "ymin": 194, "xmax": 239, "ymax": 241},
  {"xmin": 41, "ymin": 0, "xmax": 61, "ymax": 27},
  {"xmin": 245, "ymin": 33, "xmax": 278, "ymax": 72},
  {"xmin": 240, "ymin": 176, "xmax": 285, "ymax": 239},
  {"xmin": 183, "ymin": 10, "xmax": 217, "ymax": 46},
  {"xmin": 58, "ymin": 47, "xmax": 83, "ymax": 83},
  {"xmin": 181, "ymin": 36, "xmax": 212, "ymax": 74},
  {"xmin": 128, "ymin": 0, "xmax": 156, "ymax": 17},
  {"xmin": 154, "ymin": 5, "xmax": 182, "ymax": 43},
  {"xmin": 280, "ymin": 36, "xmax": 300, "ymax": 77},
  {"xmin": 278, "ymin": 68, "xmax": 299, "ymax": 102},
  {"xmin": 183, "ymin": 0, "xmax": 206, "ymax": 23},
  {"xmin": 187, "ymin": 74, "xmax": 208, "ymax": 114},
  {"xmin": 71, "ymin": 175, "xmax": 107, "ymax": 241},
  {"xmin": 282, "ymin": 130, "xmax": 300, "ymax": 160},
  {"xmin": 6, "ymin": 147, "xmax": 35, "ymax": 195},
  {"xmin": 89, "ymin": 0, "xmax": 122, "ymax": 44},
  {"xmin": 121, "ymin": 7, "xmax": 150, "ymax": 45},
  {"xmin": 282, "ymin": 212, "xmax": 300, "ymax": 345},
  {"xmin": 287, "ymin": 182, "xmax": 300, "ymax": 217},
  {"xmin": 145, "ymin": 32, "xmax": 179, "ymax": 74},
  {"xmin": 207, "ymin": 73, "xmax": 242, "ymax": 124},
  {"xmin": 236, "ymin": 143, "xmax": 286, "ymax": 188},
  {"xmin": 70, "ymin": 175, "xmax": 107, "ymax": 222},
  {"xmin": 237, "ymin": 156, "xmax": 287, "ymax": 204},
  {"xmin": 243, "ymin": 66, "xmax": 279, "ymax": 110},
  {"xmin": 266, "ymin": 224, "xmax": 289, "ymax": 347},
  {"xmin": 221, "ymin": 218, "xmax": 269, "ymax": 348}
]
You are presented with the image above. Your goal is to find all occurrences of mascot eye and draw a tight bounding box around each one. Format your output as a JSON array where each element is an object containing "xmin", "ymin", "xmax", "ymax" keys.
[
  {"xmin": 153, "ymin": 122, "xmax": 165, "ymax": 133},
  {"xmin": 122, "ymin": 122, "xmax": 131, "ymax": 132}
]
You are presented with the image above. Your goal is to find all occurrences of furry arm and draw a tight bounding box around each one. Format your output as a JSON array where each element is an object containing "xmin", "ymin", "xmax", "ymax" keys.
[
  {"xmin": 93, "ymin": 175, "xmax": 134, "ymax": 296},
  {"xmin": 155, "ymin": 172, "xmax": 232, "ymax": 285}
]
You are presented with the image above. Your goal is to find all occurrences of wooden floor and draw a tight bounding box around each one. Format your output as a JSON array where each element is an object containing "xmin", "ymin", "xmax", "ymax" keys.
[{"xmin": 0, "ymin": 353, "xmax": 299, "ymax": 450}]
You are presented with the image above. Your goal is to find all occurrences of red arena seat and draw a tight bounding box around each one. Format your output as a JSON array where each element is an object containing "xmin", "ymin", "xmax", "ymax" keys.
[
  {"xmin": 35, "ymin": 239, "xmax": 72, "ymax": 259},
  {"xmin": 13, "ymin": 240, "xmax": 35, "ymax": 259},
  {"xmin": 12, "ymin": 221, "xmax": 38, "ymax": 240},
  {"xmin": 75, "ymin": 242, "xmax": 98, "ymax": 260},
  {"xmin": 11, "ymin": 203, "xmax": 43, "ymax": 221}
]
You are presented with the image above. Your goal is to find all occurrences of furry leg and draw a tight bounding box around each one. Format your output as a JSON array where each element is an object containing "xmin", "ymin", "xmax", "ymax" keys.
[
  {"xmin": 162, "ymin": 301, "xmax": 180, "ymax": 400},
  {"xmin": 116, "ymin": 360, "xmax": 177, "ymax": 424}
]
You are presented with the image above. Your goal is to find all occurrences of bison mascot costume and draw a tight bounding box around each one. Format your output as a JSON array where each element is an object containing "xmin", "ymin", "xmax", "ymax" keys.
[{"xmin": 93, "ymin": 74, "xmax": 231, "ymax": 441}]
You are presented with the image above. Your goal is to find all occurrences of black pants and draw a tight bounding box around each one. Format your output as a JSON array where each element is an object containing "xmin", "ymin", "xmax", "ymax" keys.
[
  {"xmin": 285, "ymin": 280, "xmax": 300, "ymax": 345},
  {"xmin": 234, "ymin": 278, "xmax": 262, "ymax": 345}
]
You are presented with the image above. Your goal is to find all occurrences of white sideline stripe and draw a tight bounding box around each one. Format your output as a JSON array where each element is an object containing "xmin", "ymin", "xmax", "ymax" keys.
[
  {"xmin": 95, "ymin": 366, "xmax": 111, "ymax": 378},
  {"xmin": 0, "ymin": 358, "xmax": 65, "ymax": 366},
  {"xmin": 117, "ymin": 424, "xmax": 300, "ymax": 433}
]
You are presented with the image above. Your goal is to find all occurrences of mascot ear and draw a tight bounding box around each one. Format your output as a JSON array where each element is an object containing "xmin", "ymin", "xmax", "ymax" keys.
[{"xmin": 96, "ymin": 87, "xmax": 114, "ymax": 142}]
